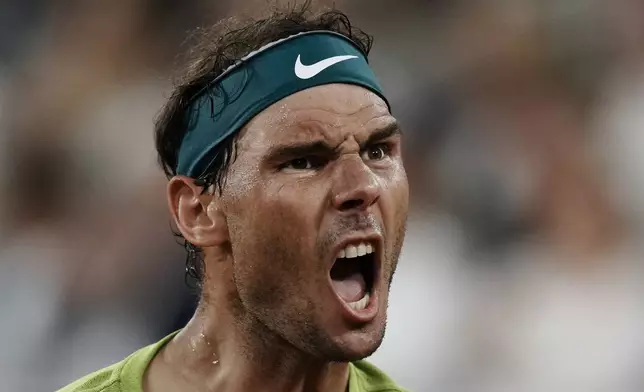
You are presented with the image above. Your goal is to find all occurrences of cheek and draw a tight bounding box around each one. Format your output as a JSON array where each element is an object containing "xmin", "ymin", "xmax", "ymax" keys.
[
  {"xmin": 382, "ymin": 163, "xmax": 410, "ymax": 222},
  {"xmin": 380, "ymin": 165, "xmax": 409, "ymax": 266},
  {"xmin": 226, "ymin": 182, "xmax": 322, "ymax": 298},
  {"xmin": 229, "ymin": 208, "xmax": 302, "ymax": 308},
  {"xmin": 257, "ymin": 179, "xmax": 327, "ymax": 247}
]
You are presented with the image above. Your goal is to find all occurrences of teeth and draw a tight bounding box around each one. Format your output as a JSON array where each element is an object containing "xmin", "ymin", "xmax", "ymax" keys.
[
  {"xmin": 357, "ymin": 243, "xmax": 367, "ymax": 256},
  {"xmin": 345, "ymin": 245, "xmax": 358, "ymax": 258},
  {"xmin": 348, "ymin": 293, "xmax": 370, "ymax": 311},
  {"xmin": 337, "ymin": 241, "xmax": 375, "ymax": 259}
]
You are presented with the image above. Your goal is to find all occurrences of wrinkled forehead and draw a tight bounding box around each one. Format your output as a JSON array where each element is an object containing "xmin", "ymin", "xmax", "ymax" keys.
[{"xmin": 239, "ymin": 84, "xmax": 393, "ymax": 149}]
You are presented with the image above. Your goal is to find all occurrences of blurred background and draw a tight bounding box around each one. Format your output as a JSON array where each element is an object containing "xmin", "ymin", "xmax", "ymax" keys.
[{"xmin": 1, "ymin": 0, "xmax": 644, "ymax": 391}]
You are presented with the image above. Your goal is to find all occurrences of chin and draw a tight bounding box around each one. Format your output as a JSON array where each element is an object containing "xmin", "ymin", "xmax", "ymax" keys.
[
  {"xmin": 326, "ymin": 325, "xmax": 386, "ymax": 362},
  {"xmin": 341, "ymin": 344, "xmax": 381, "ymax": 362}
]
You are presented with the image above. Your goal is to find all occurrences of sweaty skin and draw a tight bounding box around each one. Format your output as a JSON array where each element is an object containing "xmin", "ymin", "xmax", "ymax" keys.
[{"xmin": 146, "ymin": 83, "xmax": 409, "ymax": 392}]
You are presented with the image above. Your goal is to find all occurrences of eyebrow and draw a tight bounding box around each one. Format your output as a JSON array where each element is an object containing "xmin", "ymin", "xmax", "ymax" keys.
[
  {"xmin": 359, "ymin": 121, "xmax": 401, "ymax": 149},
  {"xmin": 266, "ymin": 121, "xmax": 401, "ymax": 162}
]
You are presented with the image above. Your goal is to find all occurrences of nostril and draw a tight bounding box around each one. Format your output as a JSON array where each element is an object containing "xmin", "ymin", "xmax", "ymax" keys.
[{"xmin": 339, "ymin": 198, "xmax": 364, "ymax": 211}]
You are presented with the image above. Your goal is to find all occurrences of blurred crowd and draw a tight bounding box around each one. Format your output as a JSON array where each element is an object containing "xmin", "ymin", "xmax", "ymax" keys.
[{"xmin": 1, "ymin": 1, "xmax": 644, "ymax": 391}]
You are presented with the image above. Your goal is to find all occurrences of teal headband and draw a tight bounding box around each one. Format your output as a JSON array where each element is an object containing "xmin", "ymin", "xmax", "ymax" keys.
[{"xmin": 176, "ymin": 31, "xmax": 389, "ymax": 177}]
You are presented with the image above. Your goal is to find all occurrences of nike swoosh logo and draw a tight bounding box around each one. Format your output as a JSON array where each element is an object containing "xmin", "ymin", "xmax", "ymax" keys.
[{"xmin": 294, "ymin": 54, "xmax": 359, "ymax": 79}]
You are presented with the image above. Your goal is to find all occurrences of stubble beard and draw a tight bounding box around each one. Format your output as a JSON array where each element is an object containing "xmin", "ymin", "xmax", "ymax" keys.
[
  {"xmin": 228, "ymin": 211, "xmax": 408, "ymax": 364},
  {"xmin": 233, "ymin": 236, "xmax": 406, "ymax": 364}
]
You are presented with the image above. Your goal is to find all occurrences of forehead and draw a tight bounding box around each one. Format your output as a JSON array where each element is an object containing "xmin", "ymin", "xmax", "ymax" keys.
[{"xmin": 238, "ymin": 84, "xmax": 393, "ymax": 149}]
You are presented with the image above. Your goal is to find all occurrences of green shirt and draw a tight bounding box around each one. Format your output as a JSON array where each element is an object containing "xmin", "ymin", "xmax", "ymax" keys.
[{"xmin": 57, "ymin": 332, "xmax": 409, "ymax": 392}]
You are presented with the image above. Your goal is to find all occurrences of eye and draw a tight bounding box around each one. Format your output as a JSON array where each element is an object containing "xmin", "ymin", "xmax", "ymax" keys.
[
  {"xmin": 280, "ymin": 156, "xmax": 327, "ymax": 171},
  {"xmin": 362, "ymin": 144, "xmax": 391, "ymax": 161},
  {"xmin": 284, "ymin": 157, "xmax": 313, "ymax": 170}
]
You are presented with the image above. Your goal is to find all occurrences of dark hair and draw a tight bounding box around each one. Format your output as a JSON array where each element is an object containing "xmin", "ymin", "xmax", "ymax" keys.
[{"xmin": 154, "ymin": 2, "xmax": 373, "ymax": 287}]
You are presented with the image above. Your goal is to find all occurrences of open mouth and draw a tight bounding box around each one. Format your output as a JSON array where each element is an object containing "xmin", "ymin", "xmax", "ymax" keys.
[{"xmin": 329, "ymin": 241, "xmax": 376, "ymax": 312}]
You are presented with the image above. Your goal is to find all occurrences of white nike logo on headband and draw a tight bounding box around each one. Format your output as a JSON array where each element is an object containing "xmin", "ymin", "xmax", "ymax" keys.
[{"xmin": 294, "ymin": 54, "xmax": 358, "ymax": 79}]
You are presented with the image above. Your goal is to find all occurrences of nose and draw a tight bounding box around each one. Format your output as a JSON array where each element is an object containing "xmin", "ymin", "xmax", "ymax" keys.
[{"xmin": 331, "ymin": 157, "xmax": 380, "ymax": 212}]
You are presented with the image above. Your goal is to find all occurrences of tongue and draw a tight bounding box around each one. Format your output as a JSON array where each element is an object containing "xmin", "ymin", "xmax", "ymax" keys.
[{"xmin": 331, "ymin": 271, "xmax": 366, "ymax": 303}]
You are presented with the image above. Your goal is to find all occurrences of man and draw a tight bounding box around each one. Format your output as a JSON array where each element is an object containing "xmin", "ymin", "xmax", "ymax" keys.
[{"xmin": 59, "ymin": 4, "xmax": 409, "ymax": 392}]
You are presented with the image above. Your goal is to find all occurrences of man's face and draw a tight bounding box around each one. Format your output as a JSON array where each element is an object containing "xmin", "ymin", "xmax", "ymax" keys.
[{"xmin": 219, "ymin": 83, "xmax": 409, "ymax": 360}]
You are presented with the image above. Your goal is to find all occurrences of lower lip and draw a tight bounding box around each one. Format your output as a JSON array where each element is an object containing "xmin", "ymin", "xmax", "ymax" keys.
[{"xmin": 330, "ymin": 283, "xmax": 379, "ymax": 324}]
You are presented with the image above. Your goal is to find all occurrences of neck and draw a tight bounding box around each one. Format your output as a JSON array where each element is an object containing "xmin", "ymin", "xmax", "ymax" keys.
[{"xmin": 147, "ymin": 291, "xmax": 350, "ymax": 392}]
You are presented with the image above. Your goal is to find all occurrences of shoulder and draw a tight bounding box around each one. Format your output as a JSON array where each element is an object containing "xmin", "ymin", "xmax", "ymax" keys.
[
  {"xmin": 349, "ymin": 360, "xmax": 412, "ymax": 392},
  {"xmin": 56, "ymin": 361, "xmax": 124, "ymax": 392},
  {"xmin": 56, "ymin": 331, "xmax": 179, "ymax": 392}
]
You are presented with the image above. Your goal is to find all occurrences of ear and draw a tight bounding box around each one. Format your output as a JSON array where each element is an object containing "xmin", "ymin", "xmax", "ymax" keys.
[{"xmin": 167, "ymin": 176, "xmax": 229, "ymax": 247}]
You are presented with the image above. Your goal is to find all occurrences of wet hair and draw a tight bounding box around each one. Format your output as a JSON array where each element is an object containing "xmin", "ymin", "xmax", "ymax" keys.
[{"xmin": 154, "ymin": 2, "xmax": 373, "ymax": 287}]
